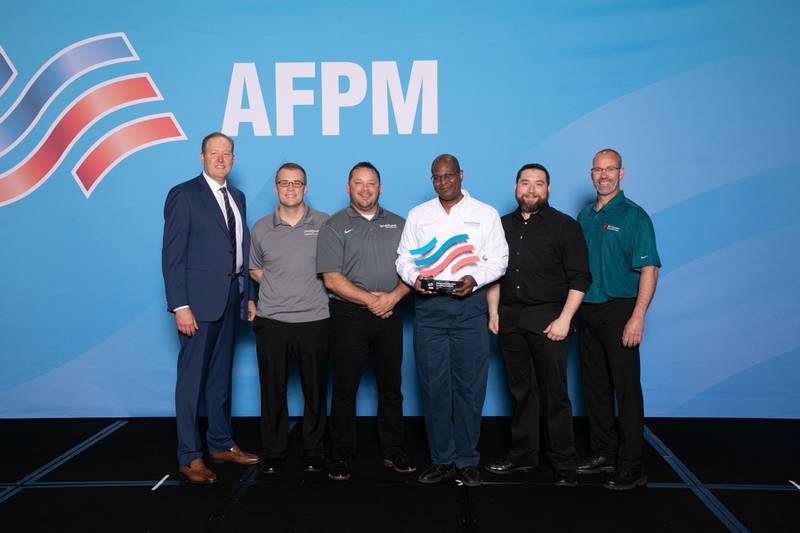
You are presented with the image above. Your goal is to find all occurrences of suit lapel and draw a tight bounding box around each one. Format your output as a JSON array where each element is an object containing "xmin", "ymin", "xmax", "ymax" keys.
[{"xmin": 196, "ymin": 175, "xmax": 228, "ymax": 234}]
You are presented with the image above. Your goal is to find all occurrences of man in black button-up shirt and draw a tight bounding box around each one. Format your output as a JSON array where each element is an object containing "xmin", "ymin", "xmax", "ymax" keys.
[{"xmin": 486, "ymin": 163, "xmax": 591, "ymax": 486}]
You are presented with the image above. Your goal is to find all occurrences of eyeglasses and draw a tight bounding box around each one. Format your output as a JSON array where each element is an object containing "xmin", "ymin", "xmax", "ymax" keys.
[
  {"xmin": 431, "ymin": 172, "xmax": 459, "ymax": 183},
  {"xmin": 591, "ymin": 166, "xmax": 621, "ymax": 176},
  {"xmin": 276, "ymin": 180, "xmax": 306, "ymax": 189}
]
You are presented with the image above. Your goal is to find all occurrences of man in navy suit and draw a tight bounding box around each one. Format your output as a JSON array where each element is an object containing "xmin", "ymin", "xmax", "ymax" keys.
[{"xmin": 162, "ymin": 132, "xmax": 259, "ymax": 484}]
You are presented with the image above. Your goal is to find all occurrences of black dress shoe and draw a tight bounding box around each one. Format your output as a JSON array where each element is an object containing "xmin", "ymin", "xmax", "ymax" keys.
[
  {"xmin": 458, "ymin": 466, "xmax": 482, "ymax": 487},
  {"xmin": 418, "ymin": 463, "xmax": 456, "ymax": 484},
  {"xmin": 383, "ymin": 451, "xmax": 417, "ymax": 473},
  {"xmin": 302, "ymin": 455, "xmax": 324, "ymax": 473},
  {"xmin": 484, "ymin": 460, "xmax": 538, "ymax": 475},
  {"xmin": 328, "ymin": 457, "xmax": 351, "ymax": 481},
  {"xmin": 604, "ymin": 466, "xmax": 647, "ymax": 490},
  {"xmin": 259, "ymin": 457, "xmax": 283, "ymax": 475},
  {"xmin": 576, "ymin": 455, "xmax": 616, "ymax": 474},
  {"xmin": 554, "ymin": 470, "xmax": 578, "ymax": 487}
]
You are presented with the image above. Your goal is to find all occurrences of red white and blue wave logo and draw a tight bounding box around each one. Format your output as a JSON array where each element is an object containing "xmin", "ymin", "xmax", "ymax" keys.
[
  {"xmin": 0, "ymin": 33, "xmax": 185, "ymax": 206},
  {"xmin": 411, "ymin": 234, "xmax": 480, "ymax": 277}
]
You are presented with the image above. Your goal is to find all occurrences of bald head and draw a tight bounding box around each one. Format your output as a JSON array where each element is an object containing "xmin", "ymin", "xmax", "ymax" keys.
[
  {"xmin": 593, "ymin": 148, "xmax": 622, "ymax": 168},
  {"xmin": 431, "ymin": 154, "xmax": 461, "ymax": 174}
]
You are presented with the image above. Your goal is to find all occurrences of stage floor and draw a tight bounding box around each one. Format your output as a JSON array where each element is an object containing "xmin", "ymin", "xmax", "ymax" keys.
[{"xmin": 0, "ymin": 417, "xmax": 797, "ymax": 532}]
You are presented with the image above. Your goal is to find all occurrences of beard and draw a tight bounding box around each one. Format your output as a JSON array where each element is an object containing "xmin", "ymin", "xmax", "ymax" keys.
[{"xmin": 517, "ymin": 194, "xmax": 547, "ymax": 213}]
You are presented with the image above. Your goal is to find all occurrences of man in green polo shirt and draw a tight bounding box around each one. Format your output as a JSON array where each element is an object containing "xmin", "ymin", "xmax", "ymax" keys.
[{"xmin": 576, "ymin": 148, "xmax": 660, "ymax": 490}]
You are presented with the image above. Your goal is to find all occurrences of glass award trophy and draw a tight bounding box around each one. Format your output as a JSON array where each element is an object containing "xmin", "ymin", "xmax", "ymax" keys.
[{"xmin": 411, "ymin": 234, "xmax": 480, "ymax": 295}]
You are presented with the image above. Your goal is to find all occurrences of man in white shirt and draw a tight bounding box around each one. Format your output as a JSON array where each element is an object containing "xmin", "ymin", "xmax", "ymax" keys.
[{"xmin": 396, "ymin": 154, "xmax": 508, "ymax": 486}]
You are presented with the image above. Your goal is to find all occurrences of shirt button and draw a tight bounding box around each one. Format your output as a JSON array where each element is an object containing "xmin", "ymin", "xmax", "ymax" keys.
[
  {"xmin": 519, "ymin": 235, "xmax": 523, "ymax": 239},
  {"xmin": 515, "ymin": 268, "xmax": 519, "ymax": 272},
  {"xmin": 516, "ymin": 252, "xmax": 520, "ymax": 256},
  {"xmin": 516, "ymin": 285, "xmax": 520, "ymax": 289}
]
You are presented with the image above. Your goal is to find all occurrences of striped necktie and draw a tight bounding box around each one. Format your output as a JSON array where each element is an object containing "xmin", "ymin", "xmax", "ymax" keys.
[{"xmin": 219, "ymin": 186, "xmax": 237, "ymax": 273}]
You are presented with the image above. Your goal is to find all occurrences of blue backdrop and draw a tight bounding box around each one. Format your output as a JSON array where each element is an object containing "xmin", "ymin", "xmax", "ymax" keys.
[{"xmin": 2, "ymin": 1, "xmax": 798, "ymax": 418}]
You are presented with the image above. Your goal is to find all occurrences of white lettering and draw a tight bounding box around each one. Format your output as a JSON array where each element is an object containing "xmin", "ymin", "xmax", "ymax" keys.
[
  {"xmin": 321, "ymin": 62, "xmax": 367, "ymax": 136},
  {"xmin": 275, "ymin": 62, "xmax": 315, "ymax": 136},
  {"xmin": 223, "ymin": 60, "xmax": 439, "ymax": 137},
  {"xmin": 221, "ymin": 63, "xmax": 271, "ymax": 136},
  {"xmin": 372, "ymin": 60, "xmax": 438, "ymax": 135}
]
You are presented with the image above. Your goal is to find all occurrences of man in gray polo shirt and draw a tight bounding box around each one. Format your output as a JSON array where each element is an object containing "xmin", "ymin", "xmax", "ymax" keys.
[
  {"xmin": 249, "ymin": 162, "xmax": 330, "ymax": 474},
  {"xmin": 316, "ymin": 161, "xmax": 414, "ymax": 481}
]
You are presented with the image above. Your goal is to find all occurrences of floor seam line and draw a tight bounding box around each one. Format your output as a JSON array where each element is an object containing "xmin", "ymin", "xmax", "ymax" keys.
[
  {"xmin": 644, "ymin": 425, "xmax": 749, "ymax": 533},
  {"xmin": 0, "ymin": 420, "xmax": 128, "ymax": 504}
]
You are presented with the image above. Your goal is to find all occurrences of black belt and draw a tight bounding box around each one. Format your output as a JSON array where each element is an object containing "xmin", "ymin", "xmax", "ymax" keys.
[{"xmin": 332, "ymin": 298, "xmax": 369, "ymax": 310}]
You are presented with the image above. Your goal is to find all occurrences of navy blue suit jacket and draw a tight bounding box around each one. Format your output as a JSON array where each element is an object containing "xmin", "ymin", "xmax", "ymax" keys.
[{"xmin": 162, "ymin": 174, "xmax": 251, "ymax": 322}]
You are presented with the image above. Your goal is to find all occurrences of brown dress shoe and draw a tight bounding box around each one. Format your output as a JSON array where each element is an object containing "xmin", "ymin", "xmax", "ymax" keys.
[
  {"xmin": 209, "ymin": 445, "xmax": 260, "ymax": 465},
  {"xmin": 178, "ymin": 458, "xmax": 218, "ymax": 484}
]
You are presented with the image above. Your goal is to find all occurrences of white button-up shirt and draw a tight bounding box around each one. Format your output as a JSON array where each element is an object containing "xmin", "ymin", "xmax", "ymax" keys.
[
  {"xmin": 396, "ymin": 189, "xmax": 508, "ymax": 290},
  {"xmin": 203, "ymin": 172, "xmax": 243, "ymax": 273}
]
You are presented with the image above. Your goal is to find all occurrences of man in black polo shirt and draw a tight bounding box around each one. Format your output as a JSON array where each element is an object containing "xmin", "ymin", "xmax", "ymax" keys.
[
  {"xmin": 485, "ymin": 163, "xmax": 591, "ymax": 487},
  {"xmin": 316, "ymin": 161, "xmax": 414, "ymax": 481}
]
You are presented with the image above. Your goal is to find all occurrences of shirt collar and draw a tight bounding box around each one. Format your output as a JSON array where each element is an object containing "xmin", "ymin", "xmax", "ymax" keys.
[
  {"xmin": 594, "ymin": 190, "xmax": 626, "ymax": 213},
  {"xmin": 437, "ymin": 189, "xmax": 471, "ymax": 213},
  {"xmin": 202, "ymin": 172, "xmax": 227, "ymax": 192},
  {"xmin": 513, "ymin": 203, "xmax": 551, "ymax": 221},
  {"xmin": 273, "ymin": 204, "xmax": 313, "ymax": 227},
  {"xmin": 346, "ymin": 205, "xmax": 385, "ymax": 220}
]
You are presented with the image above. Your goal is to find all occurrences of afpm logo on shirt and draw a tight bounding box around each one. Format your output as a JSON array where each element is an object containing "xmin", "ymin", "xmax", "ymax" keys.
[
  {"xmin": 602, "ymin": 223, "xmax": 621, "ymax": 232},
  {"xmin": 379, "ymin": 223, "xmax": 397, "ymax": 229},
  {"xmin": 0, "ymin": 33, "xmax": 185, "ymax": 207},
  {"xmin": 410, "ymin": 233, "xmax": 480, "ymax": 278}
]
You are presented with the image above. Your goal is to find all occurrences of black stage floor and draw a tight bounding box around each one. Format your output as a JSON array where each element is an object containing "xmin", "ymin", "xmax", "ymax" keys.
[{"xmin": 0, "ymin": 417, "xmax": 797, "ymax": 532}]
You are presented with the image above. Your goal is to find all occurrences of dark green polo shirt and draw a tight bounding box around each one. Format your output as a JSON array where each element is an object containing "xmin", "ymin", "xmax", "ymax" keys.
[
  {"xmin": 316, "ymin": 205, "xmax": 405, "ymax": 299},
  {"xmin": 578, "ymin": 191, "xmax": 661, "ymax": 304}
]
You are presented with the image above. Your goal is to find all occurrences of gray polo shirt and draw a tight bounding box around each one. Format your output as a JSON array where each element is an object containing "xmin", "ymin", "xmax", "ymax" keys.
[
  {"xmin": 316, "ymin": 206, "xmax": 405, "ymax": 298},
  {"xmin": 250, "ymin": 205, "xmax": 330, "ymax": 322}
]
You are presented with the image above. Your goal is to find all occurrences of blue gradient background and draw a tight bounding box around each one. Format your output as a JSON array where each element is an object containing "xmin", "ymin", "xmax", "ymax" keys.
[{"xmin": 1, "ymin": 1, "xmax": 798, "ymax": 418}]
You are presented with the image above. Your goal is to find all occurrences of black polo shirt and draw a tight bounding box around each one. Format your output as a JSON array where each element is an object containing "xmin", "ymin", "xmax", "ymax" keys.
[{"xmin": 500, "ymin": 205, "xmax": 591, "ymax": 307}]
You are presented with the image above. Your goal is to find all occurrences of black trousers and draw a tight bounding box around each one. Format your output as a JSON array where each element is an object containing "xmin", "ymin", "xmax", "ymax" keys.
[
  {"xmin": 328, "ymin": 299, "xmax": 404, "ymax": 457},
  {"xmin": 253, "ymin": 316, "xmax": 329, "ymax": 459},
  {"xmin": 579, "ymin": 298, "xmax": 644, "ymax": 469},
  {"xmin": 499, "ymin": 303, "xmax": 577, "ymax": 470}
]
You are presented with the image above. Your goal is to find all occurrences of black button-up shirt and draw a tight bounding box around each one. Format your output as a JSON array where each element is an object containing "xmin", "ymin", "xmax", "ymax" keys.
[{"xmin": 500, "ymin": 205, "xmax": 591, "ymax": 306}]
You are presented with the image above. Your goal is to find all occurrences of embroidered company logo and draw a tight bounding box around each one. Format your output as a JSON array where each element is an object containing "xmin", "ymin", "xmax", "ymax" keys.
[
  {"xmin": 410, "ymin": 234, "xmax": 480, "ymax": 278},
  {"xmin": 0, "ymin": 33, "xmax": 185, "ymax": 207},
  {"xmin": 602, "ymin": 223, "xmax": 621, "ymax": 232}
]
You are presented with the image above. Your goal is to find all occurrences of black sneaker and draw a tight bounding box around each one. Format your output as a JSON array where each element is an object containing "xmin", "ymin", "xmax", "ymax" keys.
[
  {"xmin": 576, "ymin": 455, "xmax": 616, "ymax": 474},
  {"xmin": 554, "ymin": 470, "xmax": 578, "ymax": 487},
  {"xmin": 418, "ymin": 463, "xmax": 457, "ymax": 484},
  {"xmin": 484, "ymin": 459, "xmax": 538, "ymax": 475},
  {"xmin": 302, "ymin": 455, "xmax": 324, "ymax": 473},
  {"xmin": 458, "ymin": 466, "xmax": 482, "ymax": 487},
  {"xmin": 259, "ymin": 457, "xmax": 283, "ymax": 475},
  {"xmin": 328, "ymin": 457, "xmax": 351, "ymax": 481},
  {"xmin": 383, "ymin": 451, "xmax": 417, "ymax": 473},
  {"xmin": 603, "ymin": 466, "xmax": 647, "ymax": 490}
]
